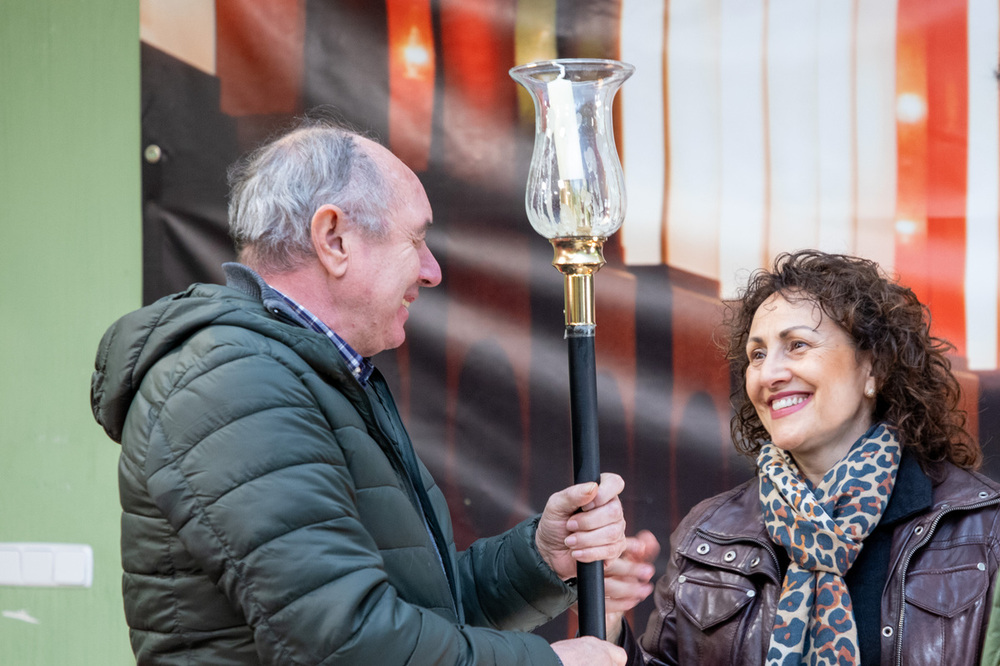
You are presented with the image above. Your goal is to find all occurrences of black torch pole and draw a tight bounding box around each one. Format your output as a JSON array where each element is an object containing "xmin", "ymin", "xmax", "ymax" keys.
[{"xmin": 566, "ymin": 327, "xmax": 606, "ymax": 639}]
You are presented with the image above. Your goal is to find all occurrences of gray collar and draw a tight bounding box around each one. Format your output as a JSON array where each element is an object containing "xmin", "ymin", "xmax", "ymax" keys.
[{"xmin": 223, "ymin": 262, "xmax": 308, "ymax": 328}]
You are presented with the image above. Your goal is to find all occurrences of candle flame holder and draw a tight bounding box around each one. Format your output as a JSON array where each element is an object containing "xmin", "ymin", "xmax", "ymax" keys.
[{"xmin": 510, "ymin": 58, "xmax": 633, "ymax": 639}]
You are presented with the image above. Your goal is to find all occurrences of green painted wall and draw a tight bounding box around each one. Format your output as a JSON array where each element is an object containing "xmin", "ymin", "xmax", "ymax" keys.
[{"xmin": 0, "ymin": 0, "xmax": 140, "ymax": 663}]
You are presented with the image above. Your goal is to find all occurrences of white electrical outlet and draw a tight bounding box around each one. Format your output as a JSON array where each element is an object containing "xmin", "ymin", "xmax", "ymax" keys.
[{"xmin": 0, "ymin": 543, "xmax": 93, "ymax": 588}]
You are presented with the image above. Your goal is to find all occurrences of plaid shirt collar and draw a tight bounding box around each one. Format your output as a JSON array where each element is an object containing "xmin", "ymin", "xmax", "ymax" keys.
[
  {"xmin": 223, "ymin": 263, "xmax": 374, "ymax": 386},
  {"xmin": 269, "ymin": 290, "xmax": 375, "ymax": 386}
]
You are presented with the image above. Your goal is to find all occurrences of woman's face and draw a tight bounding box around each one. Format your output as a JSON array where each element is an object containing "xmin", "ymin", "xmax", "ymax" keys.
[{"xmin": 745, "ymin": 291, "xmax": 876, "ymax": 478}]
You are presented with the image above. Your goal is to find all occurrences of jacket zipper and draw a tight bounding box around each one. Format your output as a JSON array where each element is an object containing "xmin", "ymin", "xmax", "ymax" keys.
[
  {"xmin": 366, "ymin": 376, "xmax": 461, "ymax": 613},
  {"xmin": 893, "ymin": 496, "xmax": 1000, "ymax": 666}
]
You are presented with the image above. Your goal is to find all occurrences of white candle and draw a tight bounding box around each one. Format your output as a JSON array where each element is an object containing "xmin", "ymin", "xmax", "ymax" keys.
[{"xmin": 547, "ymin": 76, "xmax": 585, "ymax": 181}]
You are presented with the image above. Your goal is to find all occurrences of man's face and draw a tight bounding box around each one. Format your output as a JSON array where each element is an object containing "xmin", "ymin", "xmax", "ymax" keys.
[{"xmin": 343, "ymin": 167, "xmax": 441, "ymax": 357}]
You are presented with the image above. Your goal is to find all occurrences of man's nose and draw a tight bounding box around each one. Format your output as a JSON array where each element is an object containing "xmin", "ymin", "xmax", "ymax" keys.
[{"xmin": 419, "ymin": 244, "xmax": 442, "ymax": 287}]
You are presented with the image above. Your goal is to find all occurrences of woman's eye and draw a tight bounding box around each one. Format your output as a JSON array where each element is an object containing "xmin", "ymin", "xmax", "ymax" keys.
[
  {"xmin": 789, "ymin": 340, "xmax": 808, "ymax": 351},
  {"xmin": 748, "ymin": 349, "xmax": 765, "ymax": 362}
]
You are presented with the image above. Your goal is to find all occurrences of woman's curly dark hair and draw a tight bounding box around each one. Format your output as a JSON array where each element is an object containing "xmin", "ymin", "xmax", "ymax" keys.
[{"xmin": 724, "ymin": 249, "xmax": 979, "ymax": 469}]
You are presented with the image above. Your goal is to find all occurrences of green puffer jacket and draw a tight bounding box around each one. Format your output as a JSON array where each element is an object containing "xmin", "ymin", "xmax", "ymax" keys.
[{"xmin": 91, "ymin": 268, "xmax": 576, "ymax": 665}]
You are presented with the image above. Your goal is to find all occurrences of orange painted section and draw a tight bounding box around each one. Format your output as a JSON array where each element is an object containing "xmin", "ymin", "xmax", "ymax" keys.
[
  {"xmin": 216, "ymin": 0, "xmax": 305, "ymax": 116},
  {"xmin": 387, "ymin": 0, "xmax": 436, "ymax": 171},
  {"xmin": 896, "ymin": 0, "xmax": 968, "ymax": 355}
]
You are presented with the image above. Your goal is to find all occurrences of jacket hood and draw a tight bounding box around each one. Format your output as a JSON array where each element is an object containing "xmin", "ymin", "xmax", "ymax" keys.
[
  {"xmin": 92, "ymin": 284, "xmax": 249, "ymax": 442},
  {"xmin": 91, "ymin": 281, "xmax": 353, "ymax": 444}
]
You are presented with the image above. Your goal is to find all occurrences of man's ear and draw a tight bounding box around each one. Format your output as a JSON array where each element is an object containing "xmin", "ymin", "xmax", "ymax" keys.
[{"xmin": 311, "ymin": 204, "xmax": 349, "ymax": 278}]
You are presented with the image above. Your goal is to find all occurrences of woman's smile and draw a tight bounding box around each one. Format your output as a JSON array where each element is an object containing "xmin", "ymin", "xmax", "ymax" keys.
[{"xmin": 769, "ymin": 392, "xmax": 810, "ymax": 415}]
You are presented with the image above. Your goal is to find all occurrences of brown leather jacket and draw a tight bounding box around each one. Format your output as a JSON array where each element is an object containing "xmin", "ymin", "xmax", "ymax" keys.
[{"xmin": 626, "ymin": 462, "xmax": 1000, "ymax": 666}]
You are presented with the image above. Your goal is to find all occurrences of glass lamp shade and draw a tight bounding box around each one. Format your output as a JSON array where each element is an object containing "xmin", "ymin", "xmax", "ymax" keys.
[{"xmin": 509, "ymin": 59, "xmax": 634, "ymax": 240}]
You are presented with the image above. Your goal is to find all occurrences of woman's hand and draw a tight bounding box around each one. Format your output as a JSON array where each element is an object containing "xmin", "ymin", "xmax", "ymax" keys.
[
  {"xmin": 552, "ymin": 636, "xmax": 627, "ymax": 666},
  {"xmin": 604, "ymin": 530, "xmax": 661, "ymax": 643}
]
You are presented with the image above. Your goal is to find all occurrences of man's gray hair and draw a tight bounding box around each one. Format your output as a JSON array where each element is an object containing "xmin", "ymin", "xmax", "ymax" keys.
[{"xmin": 227, "ymin": 120, "xmax": 394, "ymax": 273}]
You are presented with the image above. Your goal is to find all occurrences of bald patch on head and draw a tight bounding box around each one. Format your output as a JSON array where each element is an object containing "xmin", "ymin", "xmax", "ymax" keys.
[{"xmin": 352, "ymin": 137, "xmax": 426, "ymax": 221}]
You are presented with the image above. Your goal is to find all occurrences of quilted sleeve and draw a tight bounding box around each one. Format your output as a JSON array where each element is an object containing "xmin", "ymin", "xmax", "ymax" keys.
[{"xmin": 456, "ymin": 516, "xmax": 578, "ymax": 632}]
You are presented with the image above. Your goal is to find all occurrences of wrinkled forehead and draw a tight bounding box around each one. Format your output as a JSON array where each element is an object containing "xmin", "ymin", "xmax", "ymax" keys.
[
  {"xmin": 360, "ymin": 139, "xmax": 430, "ymax": 211},
  {"xmin": 748, "ymin": 289, "xmax": 852, "ymax": 341},
  {"xmin": 749, "ymin": 288, "xmax": 863, "ymax": 350}
]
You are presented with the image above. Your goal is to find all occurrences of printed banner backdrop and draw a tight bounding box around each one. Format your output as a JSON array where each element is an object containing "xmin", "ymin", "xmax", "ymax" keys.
[{"xmin": 140, "ymin": 0, "xmax": 1000, "ymax": 639}]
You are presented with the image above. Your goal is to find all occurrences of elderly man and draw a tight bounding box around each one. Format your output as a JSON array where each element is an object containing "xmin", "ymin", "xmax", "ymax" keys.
[{"xmin": 92, "ymin": 120, "xmax": 650, "ymax": 665}]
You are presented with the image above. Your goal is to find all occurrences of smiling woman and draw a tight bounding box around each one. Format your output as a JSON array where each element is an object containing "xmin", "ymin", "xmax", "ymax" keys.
[
  {"xmin": 616, "ymin": 250, "xmax": 1000, "ymax": 666},
  {"xmin": 743, "ymin": 292, "xmax": 876, "ymax": 485},
  {"xmin": 725, "ymin": 251, "xmax": 980, "ymax": 473}
]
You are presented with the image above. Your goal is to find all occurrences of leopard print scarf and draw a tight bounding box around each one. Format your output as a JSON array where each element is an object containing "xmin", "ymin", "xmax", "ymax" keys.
[{"xmin": 758, "ymin": 423, "xmax": 900, "ymax": 666}]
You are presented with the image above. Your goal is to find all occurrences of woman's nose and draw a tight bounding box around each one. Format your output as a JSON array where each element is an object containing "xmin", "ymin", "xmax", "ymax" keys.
[{"xmin": 757, "ymin": 351, "xmax": 792, "ymax": 387}]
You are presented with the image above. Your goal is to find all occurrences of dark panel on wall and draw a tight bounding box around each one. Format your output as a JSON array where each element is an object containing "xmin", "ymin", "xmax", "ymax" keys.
[
  {"xmin": 451, "ymin": 339, "xmax": 524, "ymax": 545},
  {"xmin": 303, "ymin": 0, "xmax": 390, "ymax": 138},
  {"xmin": 979, "ymin": 371, "xmax": 1000, "ymax": 479},
  {"xmin": 141, "ymin": 43, "xmax": 239, "ymax": 304}
]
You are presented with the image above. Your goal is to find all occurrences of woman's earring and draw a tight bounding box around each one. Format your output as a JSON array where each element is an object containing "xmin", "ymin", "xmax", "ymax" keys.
[{"xmin": 865, "ymin": 386, "xmax": 876, "ymax": 399}]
